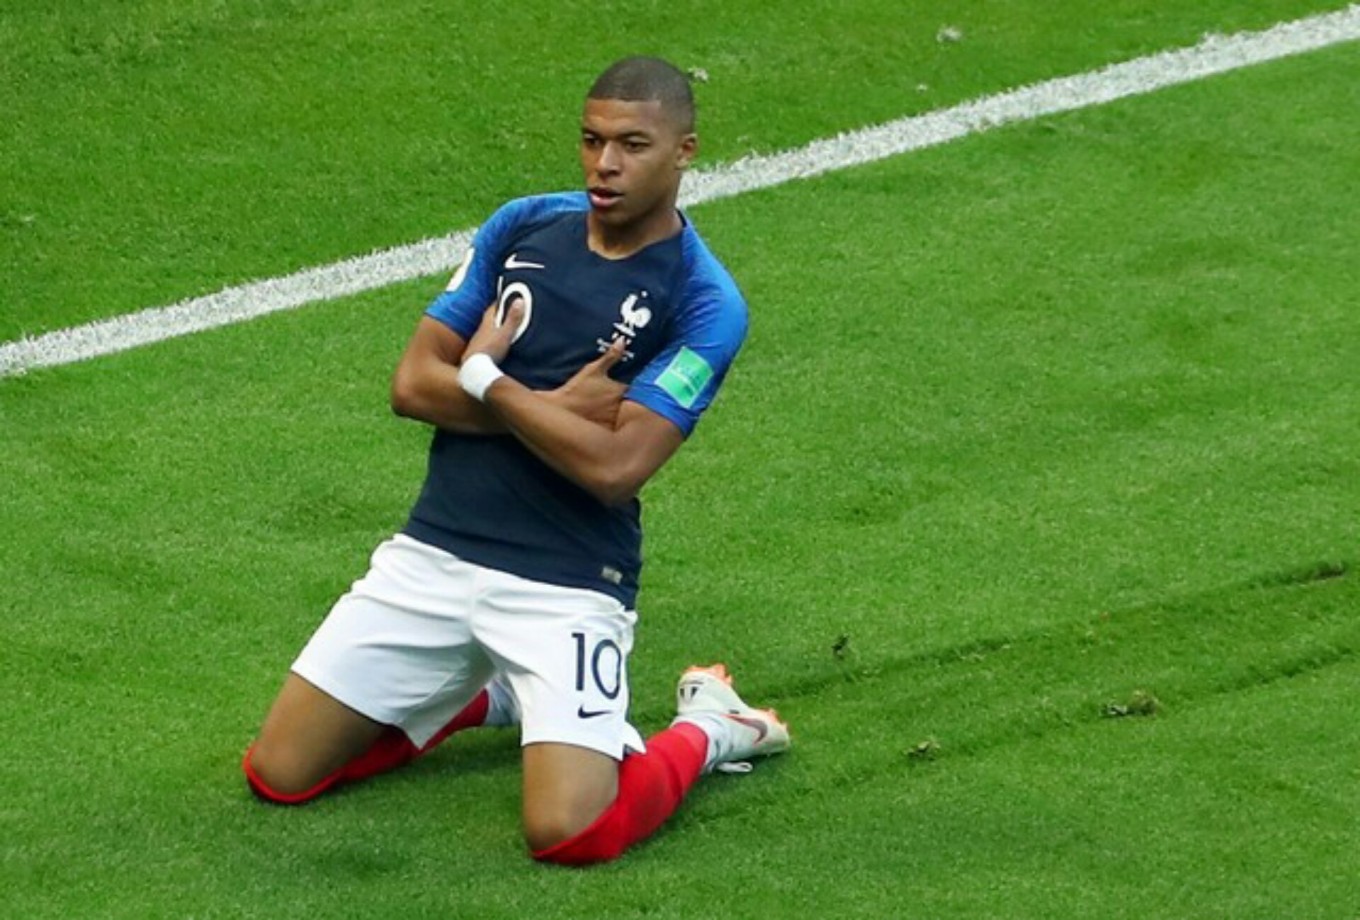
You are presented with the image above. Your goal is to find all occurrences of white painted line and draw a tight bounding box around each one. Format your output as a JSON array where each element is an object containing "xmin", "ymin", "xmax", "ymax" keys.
[
  {"xmin": 3, "ymin": 4, "xmax": 1357, "ymax": 378},
  {"xmin": 678, "ymin": 5, "xmax": 1360, "ymax": 205}
]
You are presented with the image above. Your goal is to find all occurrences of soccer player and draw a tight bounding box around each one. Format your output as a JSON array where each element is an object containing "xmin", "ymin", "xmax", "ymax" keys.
[{"xmin": 241, "ymin": 57, "xmax": 789, "ymax": 865}]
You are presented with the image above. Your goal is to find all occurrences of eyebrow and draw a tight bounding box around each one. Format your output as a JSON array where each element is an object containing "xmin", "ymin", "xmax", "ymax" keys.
[{"xmin": 581, "ymin": 126, "xmax": 655, "ymax": 141}]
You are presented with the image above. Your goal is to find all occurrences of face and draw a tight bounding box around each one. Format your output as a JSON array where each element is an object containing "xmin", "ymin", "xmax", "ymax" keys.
[{"xmin": 580, "ymin": 98, "xmax": 696, "ymax": 231}]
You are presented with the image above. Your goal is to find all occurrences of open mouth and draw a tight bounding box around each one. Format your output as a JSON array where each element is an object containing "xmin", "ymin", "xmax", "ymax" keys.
[{"xmin": 588, "ymin": 187, "xmax": 623, "ymax": 209}]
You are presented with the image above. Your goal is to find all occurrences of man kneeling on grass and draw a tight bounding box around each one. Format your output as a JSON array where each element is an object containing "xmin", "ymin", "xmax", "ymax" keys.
[{"xmin": 242, "ymin": 55, "xmax": 789, "ymax": 865}]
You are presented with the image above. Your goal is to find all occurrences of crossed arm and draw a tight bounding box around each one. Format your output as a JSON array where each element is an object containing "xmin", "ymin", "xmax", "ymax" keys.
[{"xmin": 390, "ymin": 309, "xmax": 685, "ymax": 506}]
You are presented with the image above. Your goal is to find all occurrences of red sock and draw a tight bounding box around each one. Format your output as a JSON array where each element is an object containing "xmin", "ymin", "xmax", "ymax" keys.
[
  {"xmin": 243, "ymin": 689, "xmax": 491, "ymax": 804},
  {"xmin": 532, "ymin": 722, "xmax": 709, "ymax": 866},
  {"xmin": 416, "ymin": 688, "xmax": 492, "ymax": 754}
]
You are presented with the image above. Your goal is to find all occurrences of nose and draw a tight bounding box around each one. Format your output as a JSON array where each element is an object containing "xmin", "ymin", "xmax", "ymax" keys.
[{"xmin": 596, "ymin": 141, "xmax": 622, "ymax": 175}]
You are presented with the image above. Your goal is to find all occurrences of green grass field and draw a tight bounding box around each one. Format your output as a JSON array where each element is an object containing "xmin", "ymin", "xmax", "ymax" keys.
[{"xmin": 4, "ymin": 2, "xmax": 1358, "ymax": 917}]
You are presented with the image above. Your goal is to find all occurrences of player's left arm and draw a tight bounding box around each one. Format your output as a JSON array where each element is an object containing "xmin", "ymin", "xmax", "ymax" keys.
[
  {"xmin": 492, "ymin": 380, "xmax": 684, "ymax": 507},
  {"xmin": 462, "ymin": 303, "xmax": 682, "ymax": 505}
]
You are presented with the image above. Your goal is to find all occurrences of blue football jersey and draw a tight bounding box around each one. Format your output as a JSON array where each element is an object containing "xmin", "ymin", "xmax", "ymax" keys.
[{"xmin": 402, "ymin": 192, "xmax": 748, "ymax": 606}]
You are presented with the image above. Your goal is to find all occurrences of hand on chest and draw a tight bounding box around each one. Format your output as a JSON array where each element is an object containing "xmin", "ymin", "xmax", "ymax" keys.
[{"xmin": 492, "ymin": 235, "xmax": 677, "ymax": 389}]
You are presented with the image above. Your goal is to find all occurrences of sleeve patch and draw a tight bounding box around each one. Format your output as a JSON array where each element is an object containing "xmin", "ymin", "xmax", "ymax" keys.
[{"xmin": 656, "ymin": 346, "xmax": 714, "ymax": 409}]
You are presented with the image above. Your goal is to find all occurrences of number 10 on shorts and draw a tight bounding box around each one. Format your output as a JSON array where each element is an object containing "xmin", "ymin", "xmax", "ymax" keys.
[{"xmin": 573, "ymin": 631, "xmax": 623, "ymax": 701}]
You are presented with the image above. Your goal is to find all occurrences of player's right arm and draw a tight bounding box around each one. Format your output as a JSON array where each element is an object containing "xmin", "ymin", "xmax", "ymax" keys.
[
  {"xmin": 389, "ymin": 200, "xmax": 517, "ymax": 434},
  {"xmin": 392, "ymin": 314, "xmax": 626, "ymax": 433},
  {"xmin": 393, "ymin": 195, "xmax": 623, "ymax": 435},
  {"xmin": 391, "ymin": 316, "xmax": 507, "ymax": 434}
]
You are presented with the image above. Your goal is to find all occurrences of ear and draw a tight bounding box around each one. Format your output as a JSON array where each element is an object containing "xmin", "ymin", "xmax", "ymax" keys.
[{"xmin": 675, "ymin": 133, "xmax": 698, "ymax": 171}]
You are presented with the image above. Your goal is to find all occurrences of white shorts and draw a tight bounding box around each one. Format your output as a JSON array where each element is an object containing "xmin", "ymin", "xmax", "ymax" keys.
[{"xmin": 292, "ymin": 534, "xmax": 645, "ymax": 760}]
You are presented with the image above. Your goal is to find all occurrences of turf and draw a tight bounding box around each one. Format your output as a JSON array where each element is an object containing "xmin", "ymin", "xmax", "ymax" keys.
[
  {"xmin": 3, "ymin": 2, "xmax": 1358, "ymax": 917},
  {"xmin": 2, "ymin": 0, "xmax": 1349, "ymax": 339}
]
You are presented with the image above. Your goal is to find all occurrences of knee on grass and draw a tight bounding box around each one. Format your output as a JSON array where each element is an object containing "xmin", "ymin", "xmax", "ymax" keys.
[
  {"xmin": 242, "ymin": 743, "xmax": 332, "ymax": 804},
  {"xmin": 524, "ymin": 808, "xmax": 588, "ymax": 856},
  {"xmin": 523, "ymin": 797, "xmax": 620, "ymax": 861}
]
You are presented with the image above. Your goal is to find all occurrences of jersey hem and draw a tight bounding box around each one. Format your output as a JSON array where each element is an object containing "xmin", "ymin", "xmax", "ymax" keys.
[{"xmin": 402, "ymin": 520, "xmax": 640, "ymax": 608}]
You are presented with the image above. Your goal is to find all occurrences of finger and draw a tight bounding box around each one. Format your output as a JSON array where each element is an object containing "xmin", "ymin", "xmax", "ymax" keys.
[{"xmin": 595, "ymin": 337, "xmax": 626, "ymax": 370}]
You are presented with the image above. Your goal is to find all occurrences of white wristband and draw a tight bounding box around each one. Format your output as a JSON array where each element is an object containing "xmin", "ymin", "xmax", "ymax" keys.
[{"xmin": 458, "ymin": 353, "xmax": 505, "ymax": 403}]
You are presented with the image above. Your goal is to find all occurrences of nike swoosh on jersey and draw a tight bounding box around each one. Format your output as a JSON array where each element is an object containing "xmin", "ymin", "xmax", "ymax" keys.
[
  {"xmin": 577, "ymin": 705, "xmax": 611, "ymax": 719},
  {"xmin": 504, "ymin": 252, "xmax": 546, "ymax": 270}
]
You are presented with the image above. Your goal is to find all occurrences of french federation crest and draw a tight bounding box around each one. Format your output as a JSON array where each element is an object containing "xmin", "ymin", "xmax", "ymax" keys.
[{"xmin": 597, "ymin": 291, "xmax": 652, "ymax": 360}]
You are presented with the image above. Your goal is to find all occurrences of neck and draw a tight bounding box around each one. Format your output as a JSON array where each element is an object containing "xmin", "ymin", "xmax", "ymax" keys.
[{"xmin": 587, "ymin": 206, "xmax": 683, "ymax": 260}]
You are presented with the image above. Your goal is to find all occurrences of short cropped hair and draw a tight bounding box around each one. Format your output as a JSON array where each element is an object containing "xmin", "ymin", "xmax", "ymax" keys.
[{"xmin": 588, "ymin": 56, "xmax": 695, "ymax": 133}]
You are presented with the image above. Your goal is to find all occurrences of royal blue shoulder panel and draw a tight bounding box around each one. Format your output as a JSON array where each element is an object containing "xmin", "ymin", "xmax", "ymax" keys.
[
  {"xmin": 624, "ymin": 228, "xmax": 748, "ymax": 437},
  {"xmin": 426, "ymin": 193, "xmax": 591, "ymax": 340}
]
